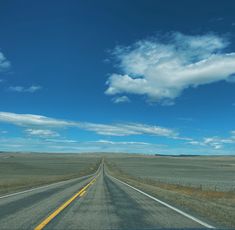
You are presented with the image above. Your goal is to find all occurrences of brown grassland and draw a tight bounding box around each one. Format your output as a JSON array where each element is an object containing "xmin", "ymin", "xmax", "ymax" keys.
[
  {"xmin": 105, "ymin": 155, "xmax": 235, "ymax": 228},
  {"xmin": 0, "ymin": 152, "xmax": 101, "ymax": 195}
]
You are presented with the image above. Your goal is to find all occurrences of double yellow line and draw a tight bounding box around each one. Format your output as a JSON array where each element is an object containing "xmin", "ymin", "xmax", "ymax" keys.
[{"xmin": 34, "ymin": 177, "xmax": 97, "ymax": 230}]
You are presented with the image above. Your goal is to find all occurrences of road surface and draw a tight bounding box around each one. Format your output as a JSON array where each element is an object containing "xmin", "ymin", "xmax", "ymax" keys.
[{"xmin": 0, "ymin": 163, "xmax": 214, "ymax": 229}]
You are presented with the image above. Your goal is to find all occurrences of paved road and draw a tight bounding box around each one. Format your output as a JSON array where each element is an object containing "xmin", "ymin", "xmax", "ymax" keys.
[{"xmin": 0, "ymin": 164, "xmax": 212, "ymax": 229}]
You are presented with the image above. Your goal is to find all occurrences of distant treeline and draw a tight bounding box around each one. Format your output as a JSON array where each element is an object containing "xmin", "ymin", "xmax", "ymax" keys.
[{"xmin": 154, "ymin": 154, "xmax": 198, "ymax": 157}]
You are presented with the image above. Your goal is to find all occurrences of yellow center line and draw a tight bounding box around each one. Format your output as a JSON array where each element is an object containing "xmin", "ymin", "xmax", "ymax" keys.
[
  {"xmin": 79, "ymin": 190, "xmax": 86, "ymax": 197},
  {"xmin": 34, "ymin": 177, "xmax": 97, "ymax": 230}
]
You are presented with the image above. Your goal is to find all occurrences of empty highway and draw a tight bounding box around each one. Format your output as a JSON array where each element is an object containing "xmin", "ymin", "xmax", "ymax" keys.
[{"xmin": 0, "ymin": 163, "xmax": 214, "ymax": 229}]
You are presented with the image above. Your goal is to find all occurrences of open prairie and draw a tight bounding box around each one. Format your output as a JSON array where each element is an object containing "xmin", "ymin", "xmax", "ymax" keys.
[
  {"xmin": 106, "ymin": 155, "xmax": 235, "ymax": 191},
  {"xmin": 105, "ymin": 155, "xmax": 235, "ymax": 228},
  {"xmin": 0, "ymin": 152, "xmax": 101, "ymax": 195}
]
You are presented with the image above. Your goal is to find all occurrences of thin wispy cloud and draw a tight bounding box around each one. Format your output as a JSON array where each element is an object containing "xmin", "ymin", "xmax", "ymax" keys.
[
  {"xmin": 25, "ymin": 129, "xmax": 60, "ymax": 138},
  {"xmin": 1, "ymin": 136, "xmax": 232, "ymax": 154},
  {"xmin": 106, "ymin": 32, "xmax": 235, "ymax": 104},
  {"xmin": 112, "ymin": 96, "xmax": 130, "ymax": 104},
  {"xmin": 8, "ymin": 85, "xmax": 42, "ymax": 93},
  {"xmin": 0, "ymin": 136, "xmax": 163, "ymax": 153},
  {"xmin": 78, "ymin": 122, "xmax": 179, "ymax": 137},
  {"xmin": 188, "ymin": 131, "xmax": 235, "ymax": 149},
  {"xmin": 0, "ymin": 111, "xmax": 179, "ymax": 139},
  {"xmin": 45, "ymin": 138, "xmax": 78, "ymax": 143},
  {"xmin": 94, "ymin": 139, "xmax": 152, "ymax": 145},
  {"xmin": 0, "ymin": 51, "xmax": 10, "ymax": 71},
  {"xmin": 0, "ymin": 112, "xmax": 74, "ymax": 127}
]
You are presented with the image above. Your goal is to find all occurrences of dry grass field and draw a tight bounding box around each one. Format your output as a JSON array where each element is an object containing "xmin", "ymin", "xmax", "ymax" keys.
[
  {"xmin": 105, "ymin": 155, "xmax": 235, "ymax": 228},
  {"xmin": 0, "ymin": 152, "xmax": 101, "ymax": 195}
]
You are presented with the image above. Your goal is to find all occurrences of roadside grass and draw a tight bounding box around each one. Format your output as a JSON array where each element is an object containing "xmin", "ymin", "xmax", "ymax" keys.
[
  {"xmin": 105, "ymin": 157, "xmax": 235, "ymax": 228},
  {"xmin": 0, "ymin": 153, "xmax": 101, "ymax": 195}
]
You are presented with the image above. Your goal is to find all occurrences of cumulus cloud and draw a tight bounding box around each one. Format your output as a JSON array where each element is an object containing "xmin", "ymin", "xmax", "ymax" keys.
[
  {"xmin": 8, "ymin": 85, "xmax": 42, "ymax": 93},
  {"xmin": 0, "ymin": 52, "xmax": 10, "ymax": 71},
  {"xmin": 112, "ymin": 96, "xmax": 130, "ymax": 104},
  {"xmin": 25, "ymin": 129, "xmax": 59, "ymax": 138},
  {"xmin": 105, "ymin": 32, "xmax": 235, "ymax": 104},
  {"xmin": 0, "ymin": 111, "xmax": 179, "ymax": 139}
]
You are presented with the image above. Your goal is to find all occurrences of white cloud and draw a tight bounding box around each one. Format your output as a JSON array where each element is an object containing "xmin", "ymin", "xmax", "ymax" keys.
[
  {"xmin": 8, "ymin": 86, "xmax": 25, "ymax": 92},
  {"xmin": 26, "ymin": 85, "xmax": 42, "ymax": 92},
  {"xmin": 188, "ymin": 132, "xmax": 235, "ymax": 149},
  {"xmin": 25, "ymin": 129, "xmax": 59, "ymax": 138},
  {"xmin": 112, "ymin": 96, "xmax": 130, "ymax": 104},
  {"xmin": 8, "ymin": 85, "xmax": 42, "ymax": 93},
  {"xmin": 0, "ymin": 52, "xmax": 10, "ymax": 71},
  {"xmin": 105, "ymin": 32, "xmax": 235, "ymax": 104},
  {"xmin": 203, "ymin": 137, "xmax": 224, "ymax": 149},
  {"xmin": 45, "ymin": 138, "xmax": 78, "ymax": 143},
  {"xmin": 0, "ymin": 137, "xmax": 164, "ymax": 153},
  {"xmin": 95, "ymin": 140, "xmax": 151, "ymax": 145},
  {"xmin": 188, "ymin": 140, "xmax": 204, "ymax": 146},
  {"xmin": 0, "ymin": 112, "xmax": 74, "ymax": 127},
  {"xmin": 0, "ymin": 111, "xmax": 179, "ymax": 139},
  {"xmin": 0, "ymin": 135, "xmax": 234, "ymax": 154},
  {"xmin": 79, "ymin": 122, "xmax": 178, "ymax": 137}
]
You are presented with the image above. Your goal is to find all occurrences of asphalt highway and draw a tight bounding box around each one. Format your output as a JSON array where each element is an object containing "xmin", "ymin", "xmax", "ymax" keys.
[{"xmin": 0, "ymin": 164, "xmax": 214, "ymax": 230}]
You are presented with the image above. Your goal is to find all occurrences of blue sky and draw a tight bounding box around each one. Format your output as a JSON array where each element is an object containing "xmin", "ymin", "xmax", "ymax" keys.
[{"xmin": 0, "ymin": 0, "xmax": 235, "ymax": 154}]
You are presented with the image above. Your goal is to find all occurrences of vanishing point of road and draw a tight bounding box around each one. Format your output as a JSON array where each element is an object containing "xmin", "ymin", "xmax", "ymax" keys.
[{"xmin": 0, "ymin": 162, "xmax": 215, "ymax": 230}]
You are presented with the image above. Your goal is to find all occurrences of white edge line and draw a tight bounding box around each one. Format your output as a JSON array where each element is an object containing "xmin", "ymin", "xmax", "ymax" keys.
[
  {"xmin": 0, "ymin": 162, "xmax": 102, "ymax": 200},
  {"xmin": 108, "ymin": 174, "xmax": 215, "ymax": 229}
]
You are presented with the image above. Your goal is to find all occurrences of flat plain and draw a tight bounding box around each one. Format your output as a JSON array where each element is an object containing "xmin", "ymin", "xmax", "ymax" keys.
[
  {"xmin": 0, "ymin": 161, "xmax": 208, "ymax": 230},
  {"xmin": 106, "ymin": 155, "xmax": 235, "ymax": 191},
  {"xmin": 1, "ymin": 152, "xmax": 234, "ymax": 229},
  {"xmin": 106, "ymin": 155, "xmax": 235, "ymax": 228},
  {"xmin": 0, "ymin": 152, "xmax": 101, "ymax": 195}
]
